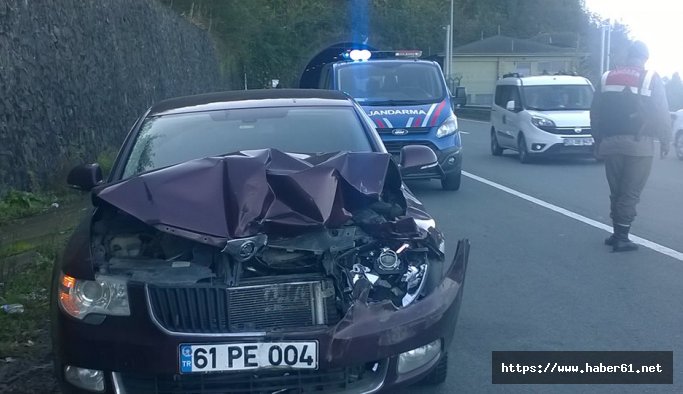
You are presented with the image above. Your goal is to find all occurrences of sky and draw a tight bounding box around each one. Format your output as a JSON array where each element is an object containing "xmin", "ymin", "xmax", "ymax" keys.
[{"xmin": 584, "ymin": 0, "xmax": 683, "ymax": 78}]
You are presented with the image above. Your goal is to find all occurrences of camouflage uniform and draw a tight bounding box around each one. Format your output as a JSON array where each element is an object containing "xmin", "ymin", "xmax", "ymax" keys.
[{"xmin": 590, "ymin": 49, "xmax": 671, "ymax": 251}]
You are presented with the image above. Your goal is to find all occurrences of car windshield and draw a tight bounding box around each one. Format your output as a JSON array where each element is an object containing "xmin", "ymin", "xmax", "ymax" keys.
[
  {"xmin": 122, "ymin": 106, "xmax": 373, "ymax": 178},
  {"xmin": 337, "ymin": 62, "xmax": 445, "ymax": 105},
  {"xmin": 522, "ymin": 85, "xmax": 594, "ymax": 111}
]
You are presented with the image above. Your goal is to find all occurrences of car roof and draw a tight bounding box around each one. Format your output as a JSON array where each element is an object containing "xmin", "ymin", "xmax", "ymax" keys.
[
  {"xmin": 497, "ymin": 75, "xmax": 591, "ymax": 86},
  {"xmin": 149, "ymin": 89, "xmax": 354, "ymax": 116}
]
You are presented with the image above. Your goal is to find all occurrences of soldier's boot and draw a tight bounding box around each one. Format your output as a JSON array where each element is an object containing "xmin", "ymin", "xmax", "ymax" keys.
[
  {"xmin": 604, "ymin": 224, "xmax": 617, "ymax": 246},
  {"xmin": 612, "ymin": 224, "xmax": 638, "ymax": 252}
]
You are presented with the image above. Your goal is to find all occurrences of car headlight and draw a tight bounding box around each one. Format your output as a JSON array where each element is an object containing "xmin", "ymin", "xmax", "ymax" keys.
[
  {"xmin": 436, "ymin": 114, "xmax": 458, "ymax": 138},
  {"xmin": 58, "ymin": 273, "xmax": 130, "ymax": 319},
  {"xmin": 530, "ymin": 116, "xmax": 556, "ymax": 129}
]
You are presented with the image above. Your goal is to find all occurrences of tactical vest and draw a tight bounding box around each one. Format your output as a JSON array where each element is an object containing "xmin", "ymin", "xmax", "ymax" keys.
[{"xmin": 598, "ymin": 67, "xmax": 656, "ymax": 137}]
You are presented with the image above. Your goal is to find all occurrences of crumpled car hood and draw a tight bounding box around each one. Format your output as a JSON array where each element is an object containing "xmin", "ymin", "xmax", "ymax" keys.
[{"xmin": 94, "ymin": 149, "xmax": 422, "ymax": 241}]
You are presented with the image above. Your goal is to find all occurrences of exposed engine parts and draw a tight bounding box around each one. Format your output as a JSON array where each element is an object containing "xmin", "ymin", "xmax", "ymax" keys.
[
  {"xmin": 342, "ymin": 241, "xmax": 431, "ymax": 308},
  {"xmin": 90, "ymin": 207, "xmax": 442, "ymax": 323}
]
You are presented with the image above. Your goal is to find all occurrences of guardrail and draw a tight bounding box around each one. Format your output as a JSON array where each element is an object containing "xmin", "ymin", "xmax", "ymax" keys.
[{"xmin": 454, "ymin": 105, "xmax": 491, "ymax": 122}]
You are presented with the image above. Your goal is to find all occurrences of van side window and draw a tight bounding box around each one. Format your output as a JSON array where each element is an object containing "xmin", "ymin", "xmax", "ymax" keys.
[
  {"xmin": 495, "ymin": 85, "xmax": 520, "ymax": 108},
  {"xmin": 494, "ymin": 86, "xmax": 507, "ymax": 107},
  {"xmin": 509, "ymin": 86, "xmax": 521, "ymax": 107}
]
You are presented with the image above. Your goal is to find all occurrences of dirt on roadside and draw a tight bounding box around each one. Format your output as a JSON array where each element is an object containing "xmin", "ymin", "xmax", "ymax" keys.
[
  {"xmin": 0, "ymin": 329, "xmax": 59, "ymax": 394},
  {"xmin": 0, "ymin": 195, "xmax": 90, "ymax": 394}
]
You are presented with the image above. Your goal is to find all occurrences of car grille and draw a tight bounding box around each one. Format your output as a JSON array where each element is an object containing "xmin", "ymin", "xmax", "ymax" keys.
[
  {"xmin": 381, "ymin": 140, "xmax": 439, "ymax": 154},
  {"xmin": 376, "ymin": 127, "xmax": 431, "ymax": 135},
  {"xmin": 539, "ymin": 126, "xmax": 592, "ymax": 135},
  {"xmin": 117, "ymin": 361, "xmax": 387, "ymax": 394},
  {"xmin": 147, "ymin": 277, "xmax": 339, "ymax": 334}
]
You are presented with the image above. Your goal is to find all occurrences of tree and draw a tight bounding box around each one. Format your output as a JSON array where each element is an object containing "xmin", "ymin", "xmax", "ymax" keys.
[{"xmin": 159, "ymin": 0, "xmax": 623, "ymax": 88}]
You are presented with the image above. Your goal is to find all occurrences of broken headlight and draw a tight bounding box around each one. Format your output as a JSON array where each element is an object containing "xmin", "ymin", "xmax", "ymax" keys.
[
  {"xmin": 58, "ymin": 273, "xmax": 130, "ymax": 319},
  {"xmin": 345, "ymin": 242, "xmax": 431, "ymax": 308}
]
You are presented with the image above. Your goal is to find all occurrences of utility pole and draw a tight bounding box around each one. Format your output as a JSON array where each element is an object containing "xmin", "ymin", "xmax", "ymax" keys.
[
  {"xmin": 444, "ymin": 24, "xmax": 451, "ymax": 77},
  {"xmin": 605, "ymin": 19, "xmax": 612, "ymax": 72},
  {"xmin": 599, "ymin": 24, "xmax": 606, "ymax": 77},
  {"xmin": 449, "ymin": 0, "xmax": 454, "ymax": 81},
  {"xmin": 599, "ymin": 20, "xmax": 612, "ymax": 76}
]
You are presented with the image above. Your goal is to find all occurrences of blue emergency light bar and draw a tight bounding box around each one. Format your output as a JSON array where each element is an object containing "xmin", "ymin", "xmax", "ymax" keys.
[
  {"xmin": 348, "ymin": 49, "xmax": 372, "ymax": 61},
  {"xmin": 341, "ymin": 49, "xmax": 423, "ymax": 62}
]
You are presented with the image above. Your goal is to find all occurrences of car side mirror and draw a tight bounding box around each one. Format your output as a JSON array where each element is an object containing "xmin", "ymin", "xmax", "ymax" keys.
[
  {"xmin": 67, "ymin": 163, "xmax": 103, "ymax": 191},
  {"xmin": 451, "ymin": 86, "xmax": 467, "ymax": 108},
  {"xmin": 506, "ymin": 100, "xmax": 519, "ymax": 112},
  {"xmin": 399, "ymin": 145, "xmax": 438, "ymax": 175}
]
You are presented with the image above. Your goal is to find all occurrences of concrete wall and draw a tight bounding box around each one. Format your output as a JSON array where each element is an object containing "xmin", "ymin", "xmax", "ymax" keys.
[{"xmin": 0, "ymin": 0, "xmax": 224, "ymax": 195}]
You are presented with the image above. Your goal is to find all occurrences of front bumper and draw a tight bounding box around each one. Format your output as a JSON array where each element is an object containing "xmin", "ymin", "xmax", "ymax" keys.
[
  {"xmin": 522, "ymin": 128, "xmax": 594, "ymax": 156},
  {"xmin": 534, "ymin": 142, "xmax": 595, "ymax": 156},
  {"xmin": 53, "ymin": 241, "xmax": 470, "ymax": 393}
]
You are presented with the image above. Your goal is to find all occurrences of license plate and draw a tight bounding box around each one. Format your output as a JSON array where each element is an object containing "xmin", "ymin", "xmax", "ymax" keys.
[
  {"xmin": 179, "ymin": 342, "xmax": 318, "ymax": 373},
  {"xmin": 563, "ymin": 137, "xmax": 594, "ymax": 146}
]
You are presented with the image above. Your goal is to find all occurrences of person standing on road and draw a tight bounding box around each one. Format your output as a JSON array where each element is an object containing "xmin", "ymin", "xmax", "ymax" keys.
[{"xmin": 590, "ymin": 41, "xmax": 671, "ymax": 252}]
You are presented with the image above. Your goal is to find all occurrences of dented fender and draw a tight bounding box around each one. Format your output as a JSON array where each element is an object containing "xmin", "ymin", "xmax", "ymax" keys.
[{"xmin": 323, "ymin": 239, "xmax": 469, "ymax": 364}]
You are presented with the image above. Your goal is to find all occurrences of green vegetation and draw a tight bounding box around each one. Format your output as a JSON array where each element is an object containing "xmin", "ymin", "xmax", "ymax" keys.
[
  {"xmin": 0, "ymin": 241, "xmax": 35, "ymax": 258},
  {"xmin": 96, "ymin": 148, "xmax": 119, "ymax": 178},
  {"xmin": 0, "ymin": 190, "xmax": 58, "ymax": 225},
  {"xmin": 0, "ymin": 244, "xmax": 58, "ymax": 358},
  {"xmin": 160, "ymin": 0, "xmax": 630, "ymax": 88}
]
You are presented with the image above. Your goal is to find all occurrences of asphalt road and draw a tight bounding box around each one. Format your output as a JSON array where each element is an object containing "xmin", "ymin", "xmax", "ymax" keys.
[{"xmin": 401, "ymin": 119, "xmax": 683, "ymax": 393}]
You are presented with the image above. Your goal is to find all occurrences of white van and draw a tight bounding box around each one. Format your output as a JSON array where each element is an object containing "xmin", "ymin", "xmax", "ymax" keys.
[{"xmin": 490, "ymin": 74, "xmax": 595, "ymax": 163}]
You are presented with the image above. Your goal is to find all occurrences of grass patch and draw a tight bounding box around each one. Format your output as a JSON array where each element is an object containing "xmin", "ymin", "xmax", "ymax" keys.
[
  {"xmin": 0, "ymin": 190, "xmax": 58, "ymax": 225},
  {"xmin": 0, "ymin": 241, "xmax": 35, "ymax": 258},
  {"xmin": 0, "ymin": 244, "xmax": 60, "ymax": 358},
  {"xmin": 0, "ymin": 189, "xmax": 85, "ymax": 226}
]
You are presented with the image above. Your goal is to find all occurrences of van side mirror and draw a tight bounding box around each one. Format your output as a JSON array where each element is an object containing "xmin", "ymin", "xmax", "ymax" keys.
[
  {"xmin": 67, "ymin": 163, "xmax": 103, "ymax": 191},
  {"xmin": 451, "ymin": 86, "xmax": 467, "ymax": 108},
  {"xmin": 506, "ymin": 100, "xmax": 519, "ymax": 112}
]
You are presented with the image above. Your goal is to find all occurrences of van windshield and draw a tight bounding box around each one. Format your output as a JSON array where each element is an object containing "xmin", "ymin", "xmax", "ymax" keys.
[
  {"xmin": 522, "ymin": 85, "xmax": 594, "ymax": 111},
  {"xmin": 337, "ymin": 62, "xmax": 446, "ymax": 105}
]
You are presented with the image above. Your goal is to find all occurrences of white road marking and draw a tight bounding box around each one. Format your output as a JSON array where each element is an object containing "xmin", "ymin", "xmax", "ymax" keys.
[
  {"xmin": 460, "ymin": 131, "xmax": 470, "ymax": 134},
  {"xmin": 462, "ymin": 171, "xmax": 683, "ymax": 262}
]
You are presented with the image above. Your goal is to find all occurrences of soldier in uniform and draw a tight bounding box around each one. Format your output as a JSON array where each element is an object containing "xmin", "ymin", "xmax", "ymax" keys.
[{"xmin": 590, "ymin": 41, "xmax": 671, "ymax": 252}]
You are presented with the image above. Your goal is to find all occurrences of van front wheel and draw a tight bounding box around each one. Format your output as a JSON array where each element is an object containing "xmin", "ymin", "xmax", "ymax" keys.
[
  {"xmin": 491, "ymin": 129, "xmax": 504, "ymax": 156},
  {"xmin": 441, "ymin": 170, "xmax": 461, "ymax": 191},
  {"xmin": 518, "ymin": 134, "xmax": 532, "ymax": 164}
]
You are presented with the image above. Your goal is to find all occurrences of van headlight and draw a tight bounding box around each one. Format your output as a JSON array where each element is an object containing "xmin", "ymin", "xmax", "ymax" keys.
[
  {"xmin": 58, "ymin": 273, "xmax": 130, "ymax": 319},
  {"xmin": 530, "ymin": 116, "xmax": 556, "ymax": 129},
  {"xmin": 436, "ymin": 115, "xmax": 458, "ymax": 138}
]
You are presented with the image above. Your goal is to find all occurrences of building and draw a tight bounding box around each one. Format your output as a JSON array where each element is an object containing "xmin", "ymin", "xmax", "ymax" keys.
[{"xmin": 449, "ymin": 35, "xmax": 584, "ymax": 105}]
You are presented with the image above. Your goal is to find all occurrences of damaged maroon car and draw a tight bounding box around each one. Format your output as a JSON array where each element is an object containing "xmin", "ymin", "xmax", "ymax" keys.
[{"xmin": 51, "ymin": 89, "xmax": 469, "ymax": 393}]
